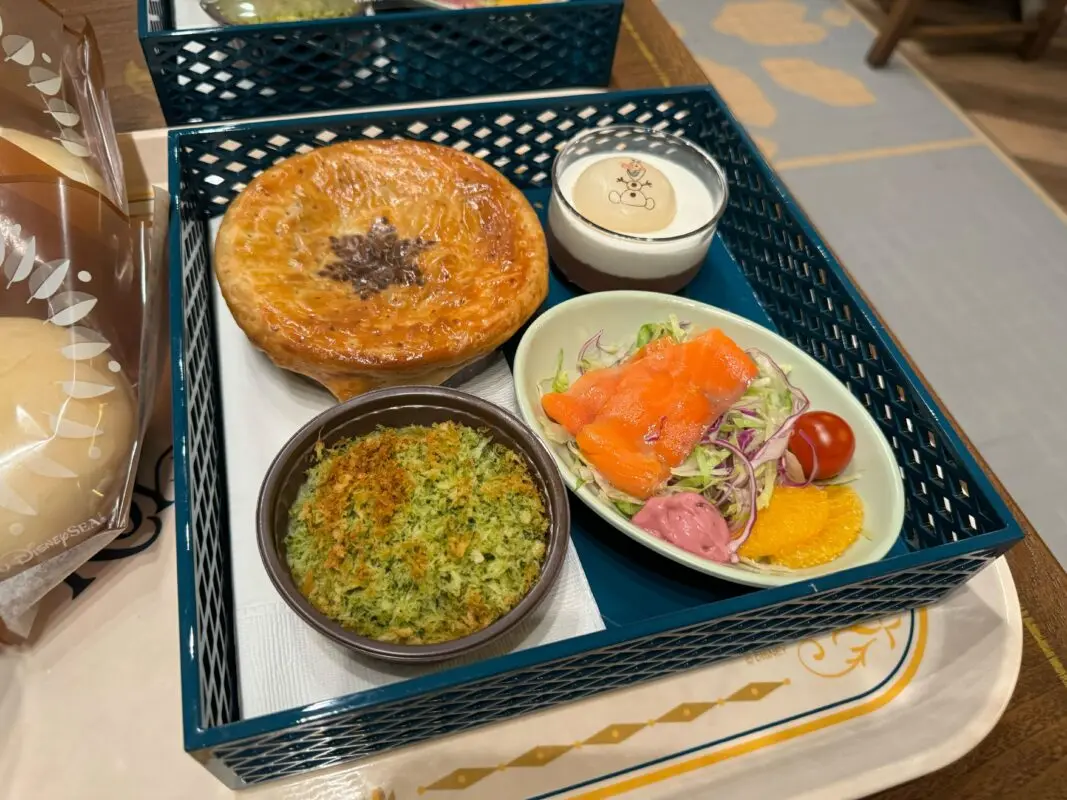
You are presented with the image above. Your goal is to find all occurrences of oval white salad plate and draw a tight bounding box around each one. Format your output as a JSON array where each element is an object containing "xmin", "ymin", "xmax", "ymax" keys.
[{"xmin": 513, "ymin": 291, "xmax": 906, "ymax": 588}]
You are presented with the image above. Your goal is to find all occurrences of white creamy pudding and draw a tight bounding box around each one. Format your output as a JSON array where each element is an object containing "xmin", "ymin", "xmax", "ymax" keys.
[
  {"xmin": 547, "ymin": 127, "xmax": 728, "ymax": 293},
  {"xmin": 569, "ymin": 156, "xmax": 678, "ymax": 234}
]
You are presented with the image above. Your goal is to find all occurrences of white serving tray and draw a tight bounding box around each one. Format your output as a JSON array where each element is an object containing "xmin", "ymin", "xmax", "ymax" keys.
[
  {"xmin": 0, "ymin": 425, "xmax": 1019, "ymax": 800},
  {"xmin": 73, "ymin": 108, "xmax": 1020, "ymax": 800},
  {"xmin": 250, "ymin": 556, "xmax": 1019, "ymax": 799}
]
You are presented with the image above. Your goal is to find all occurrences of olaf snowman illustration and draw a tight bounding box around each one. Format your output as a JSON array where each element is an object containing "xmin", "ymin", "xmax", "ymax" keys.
[{"xmin": 608, "ymin": 159, "xmax": 656, "ymax": 210}]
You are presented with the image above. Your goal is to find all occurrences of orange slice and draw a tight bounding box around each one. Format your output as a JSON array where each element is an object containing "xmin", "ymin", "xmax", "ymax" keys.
[
  {"xmin": 738, "ymin": 485, "xmax": 829, "ymax": 559},
  {"xmin": 772, "ymin": 485, "xmax": 864, "ymax": 569}
]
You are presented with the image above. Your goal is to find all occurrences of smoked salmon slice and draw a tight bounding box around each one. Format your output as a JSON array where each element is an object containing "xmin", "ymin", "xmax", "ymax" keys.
[
  {"xmin": 632, "ymin": 329, "xmax": 757, "ymax": 404},
  {"xmin": 594, "ymin": 362, "xmax": 714, "ymax": 468},
  {"xmin": 648, "ymin": 382, "xmax": 715, "ymax": 467},
  {"xmin": 596, "ymin": 361, "xmax": 673, "ymax": 438},
  {"xmin": 541, "ymin": 366, "xmax": 624, "ymax": 436},
  {"xmin": 576, "ymin": 419, "xmax": 671, "ymax": 500},
  {"xmin": 629, "ymin": 336, "xmax": 675, "ymax": 364},
  {"xmin": 542, "ymin": 327, "xmax": 758, "ymax": 499},
  {"xmin": 673, "ymin": 329, "xmax": 758, "ymax": 402}
]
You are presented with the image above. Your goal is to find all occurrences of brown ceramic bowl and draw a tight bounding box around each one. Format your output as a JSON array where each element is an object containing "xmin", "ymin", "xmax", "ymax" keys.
[{"xmin": 257, "ymin": 386, "xmax": 570, "ymax": 663}]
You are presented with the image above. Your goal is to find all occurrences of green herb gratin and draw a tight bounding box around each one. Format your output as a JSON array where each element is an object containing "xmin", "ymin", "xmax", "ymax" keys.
[{"xmin": 286, "ymin": 422, "xmax": 550, "ymax": 645}]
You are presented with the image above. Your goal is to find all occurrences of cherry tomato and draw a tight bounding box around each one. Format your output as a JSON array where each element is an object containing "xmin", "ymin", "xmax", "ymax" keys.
[{"xmin": 788, "ymin": 411, "xmax": 855, "ymax": 480}]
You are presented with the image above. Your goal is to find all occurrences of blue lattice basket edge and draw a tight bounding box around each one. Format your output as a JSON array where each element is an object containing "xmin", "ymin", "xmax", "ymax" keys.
[
  {"xmin": 188, "ymin": 543, "xmax": 1017, "ymax": 750},
  {"xmin": 167, "ymin": 85, "xmax": 1026, "ymax": 784}
]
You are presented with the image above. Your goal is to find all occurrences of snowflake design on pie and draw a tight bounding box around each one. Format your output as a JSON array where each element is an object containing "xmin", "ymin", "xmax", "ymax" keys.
[{"xmin": 321, "ymin": 217, "xmax": 435, "ymax": 299}]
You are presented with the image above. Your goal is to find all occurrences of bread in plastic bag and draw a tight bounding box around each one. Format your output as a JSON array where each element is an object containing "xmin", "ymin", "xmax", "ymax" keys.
[{"xmin": 0, "ymin": 1, "xmax": 163, "ymax": 607}]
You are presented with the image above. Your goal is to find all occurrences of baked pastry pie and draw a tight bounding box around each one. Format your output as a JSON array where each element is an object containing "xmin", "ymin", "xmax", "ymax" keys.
[{"xmin": 214, "ymin": 139, "xmax": 548, "ymax": 399}]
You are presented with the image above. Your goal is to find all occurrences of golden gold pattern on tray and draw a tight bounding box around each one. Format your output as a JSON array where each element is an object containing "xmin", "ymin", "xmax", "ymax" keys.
[
  {"xmin": 567, "ymin": 612, "xmax": 927, "ymax": 800},
  {"xmin": 416, "ymin": 679, "xmax": 789, "ymax": 793},
  {"xmin": 797, "ymin": 616, "xmax": 903, "ymax": 678}
]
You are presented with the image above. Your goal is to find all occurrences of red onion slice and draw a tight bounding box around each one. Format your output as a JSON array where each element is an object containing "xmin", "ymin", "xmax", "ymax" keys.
[
  {"xmin": 705, "ymin": 438, "xmax": 758, "ymax": 559},
  {"xmin": 576, "ymin": 329, "xmax": 604, "ymax": 375}
]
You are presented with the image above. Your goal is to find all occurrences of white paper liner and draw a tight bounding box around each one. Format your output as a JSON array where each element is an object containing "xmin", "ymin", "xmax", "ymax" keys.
[{"xmin": 206, "ymin": 217, "xmax": 604, "ymax": 718}]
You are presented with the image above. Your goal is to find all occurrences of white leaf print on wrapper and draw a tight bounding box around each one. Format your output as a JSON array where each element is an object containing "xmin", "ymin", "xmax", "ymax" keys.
[
  {"xmin": 47, "ymin": 414, "xmax": 101, "ymax": 439},
  {"xmin": 0, "ymin": 477, "xmax": 36, "ymax": 516},
  {"xmin": 28, "ymin": 66, "xmax": 61, "ymax": 96},
  {"xmin": 61, "ymin": 340, "xmax": 110, "ymax": 360},
  {"xmin": 57, "ymin": 137, "xmax": 90, "ymax": 158},
  {"xmin": 60, "ymin": 326, "xmax": 111, "ymax": 361},
  {"xmin": 29, "ymin": 259, "xmax": 70, "ymax": 301},
  {"xmin": 48, "ymin": 291, "xmax": 97, "ymax": 326},
  {"xmin": 45, "ymin": 98, "xmax": 80, "ymax": 128},
  {"xmin": 3, "ymin": 235, "xmax": 35, "ymax": 286},
  {"xmin": 59, "ymin": 380, "xmax": 114, "ymax": 399},
  {"xmin": 55, "ymin": 128, "xmax": 92, "ymax": 158},
  {"xmin": 23, "ymin": 454, "xmax": 78, "ymax": 479},
  {"xmin": 2, "ymin": 35, "xmax": 34, "ymax": 66}
]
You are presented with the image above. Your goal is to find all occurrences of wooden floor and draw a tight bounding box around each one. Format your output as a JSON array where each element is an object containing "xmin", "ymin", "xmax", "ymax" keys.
[{"xmin": 851, "ymin": 0, "xmax": 1067, "ymax": 211}]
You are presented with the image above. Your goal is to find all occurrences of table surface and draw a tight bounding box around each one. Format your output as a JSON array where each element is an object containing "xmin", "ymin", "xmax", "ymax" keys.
[{"xmin": 42, "ymin": 0, "xmax": 1067, "ymax": 796}]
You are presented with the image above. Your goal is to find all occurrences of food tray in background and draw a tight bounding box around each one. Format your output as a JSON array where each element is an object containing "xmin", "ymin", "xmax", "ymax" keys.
[
  {"xmin": 168, "ymin": 86, "xmax": 1025, "ymax": 788},
  {"xmin": 139, "ymin": 0, "xmax": 622, "ymax": 126}
]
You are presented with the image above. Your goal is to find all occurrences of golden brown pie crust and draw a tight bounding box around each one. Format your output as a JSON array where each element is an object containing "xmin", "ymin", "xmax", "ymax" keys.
[{"xmin": 215, "ymin": 139, "xmax": 548, "ymax": 399}]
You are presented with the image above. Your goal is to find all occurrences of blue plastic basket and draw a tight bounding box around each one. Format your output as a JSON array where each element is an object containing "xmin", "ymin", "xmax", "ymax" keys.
[
  {"xmin": 139, "ymin": 0, "xmax": 622, "ymax": 126},
  {"xmin": 169, "ymin": 86, "xmax": 1024, "ymax": 788}
]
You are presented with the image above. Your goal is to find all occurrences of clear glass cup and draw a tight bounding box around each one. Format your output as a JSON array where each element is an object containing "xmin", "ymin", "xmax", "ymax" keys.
[{"xmin": 547, "ymin": 124, "xmax": 729, "ymax": 294}]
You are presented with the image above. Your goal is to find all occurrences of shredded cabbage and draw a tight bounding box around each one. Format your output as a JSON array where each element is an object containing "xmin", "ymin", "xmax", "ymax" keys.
[
  {"xmin": 550, "ymin": 349, "xmax": 570, "ymax": 393},
  {"xmin": 540, "ymin": 320, "xmax": 809, "ymax": 539}
]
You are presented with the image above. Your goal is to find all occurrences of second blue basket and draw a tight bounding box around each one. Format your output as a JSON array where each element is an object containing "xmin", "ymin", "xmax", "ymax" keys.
[{"xmin": 139, "ymin": 0, "xmax": 623, "ymax": 125}]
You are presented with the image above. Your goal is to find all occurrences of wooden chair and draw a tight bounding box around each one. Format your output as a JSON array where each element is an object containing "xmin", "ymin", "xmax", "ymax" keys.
[{"xmin": 866, "ymin": 0, "xmax": 1067, "ymax": 66}]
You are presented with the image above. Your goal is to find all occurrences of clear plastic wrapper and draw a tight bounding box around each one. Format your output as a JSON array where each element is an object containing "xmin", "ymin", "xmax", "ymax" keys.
[{"xmin": 0, "ymin": 0, "xmax": 165, "ymax": 633}]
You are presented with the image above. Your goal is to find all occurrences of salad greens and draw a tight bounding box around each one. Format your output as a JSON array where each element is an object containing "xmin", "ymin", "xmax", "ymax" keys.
[
  {"xmin": 551, "ymin": 350, "xmax": 570, "ymax": 393},
  {"xmin": 538, "ymin": 319, "xmax": 809, "ymax": 537}
]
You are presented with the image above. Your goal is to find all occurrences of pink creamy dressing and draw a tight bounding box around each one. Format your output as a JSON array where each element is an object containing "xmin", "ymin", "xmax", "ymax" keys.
[{"xmin": 633, "ymin": 492, "xmax": 736, "ymax": 564}]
